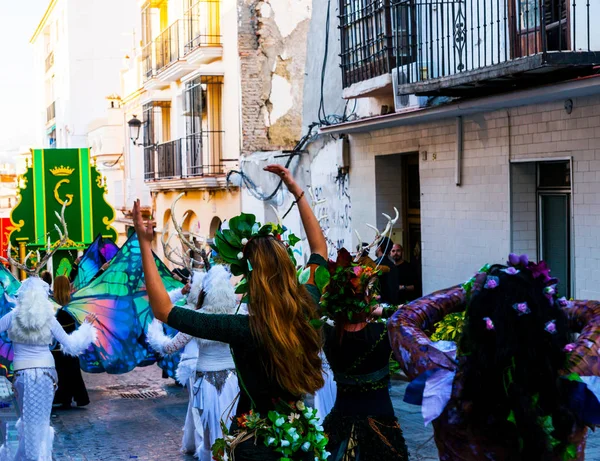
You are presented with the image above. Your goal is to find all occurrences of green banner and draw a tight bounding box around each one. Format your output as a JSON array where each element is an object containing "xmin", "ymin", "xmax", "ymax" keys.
[{"xmin": 10, "ymin": 148, "xmax": 117, "ymax": 253}]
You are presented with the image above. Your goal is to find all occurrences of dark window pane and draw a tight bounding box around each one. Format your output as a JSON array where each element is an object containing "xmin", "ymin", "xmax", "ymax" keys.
[{"xmin": 538, "ymin": 161, "xmax": 570, "ymax": 188}]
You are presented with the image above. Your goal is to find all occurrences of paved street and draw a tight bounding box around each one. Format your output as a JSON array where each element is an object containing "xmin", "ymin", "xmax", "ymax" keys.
[{"xmin": 0, "ymin": 366, "xmax": 595, "ymax": 460}]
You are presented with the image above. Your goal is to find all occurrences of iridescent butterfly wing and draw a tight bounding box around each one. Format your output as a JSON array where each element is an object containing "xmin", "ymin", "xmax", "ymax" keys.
[
  {"xmin": 133, "ymin": 253, "xmax": 184, "ymax": 376},
  {"xmin": 0, "ymin": 265, "xmax": 19, "ymax": 378},
  {"xmin": 99, "ymin": 238, "xmax": 119, "ymax": 263},
  {"xmin": 66, "ymin": 234, "xmax": 148, "ymax": 374},
  {"xmin": 72, "ymin": 235, "xmax": 105, "ymax": 291}
]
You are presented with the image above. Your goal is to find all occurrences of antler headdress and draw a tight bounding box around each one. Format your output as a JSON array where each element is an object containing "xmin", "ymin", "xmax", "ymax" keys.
[
  {"xmin": 1, "ymin": 203, "xmax": 69, "ymax": 277},
  {"xmin": 353, "ymin": 208, "xmax": 399, "ymax": 263},
  {"xmin": 161, "ymin": 193, "xmax": 210, "ymax": 273}
]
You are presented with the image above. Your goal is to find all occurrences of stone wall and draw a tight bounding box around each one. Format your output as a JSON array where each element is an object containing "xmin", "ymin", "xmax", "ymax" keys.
[{"xmin": 237, "ymin": 0, "xmax": 312, "ymax": 154}]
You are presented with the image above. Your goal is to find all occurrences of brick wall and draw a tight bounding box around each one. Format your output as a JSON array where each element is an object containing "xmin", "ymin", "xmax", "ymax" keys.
[{"xmin": 334, "ymin": 96, "xmax": 600, "ymax": 298}]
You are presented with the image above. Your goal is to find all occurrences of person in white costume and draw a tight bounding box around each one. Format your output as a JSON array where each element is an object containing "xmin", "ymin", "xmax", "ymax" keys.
[
  {"xmin": 0, "ymin": 277, "xmax": 97, "ymax": 461},
  {"xmin": 148, "ymin": 265, "xmax": 239, "ymax": 460}
]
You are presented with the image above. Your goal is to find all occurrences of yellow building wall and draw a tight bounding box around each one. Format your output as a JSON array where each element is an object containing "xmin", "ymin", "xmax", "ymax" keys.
[{"xmin": 153, "ymin": 188, "xmax": 240, "ymax": 267}]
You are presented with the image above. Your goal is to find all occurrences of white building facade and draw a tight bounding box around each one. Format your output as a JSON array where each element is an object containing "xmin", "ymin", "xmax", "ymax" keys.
[{"xmin": 297, "ymin": 0, "xmax": 600, "ymax": 300}]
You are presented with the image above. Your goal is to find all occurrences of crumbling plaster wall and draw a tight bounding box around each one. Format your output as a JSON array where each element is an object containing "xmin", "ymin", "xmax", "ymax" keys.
[{"xmin": 238, "ymin": 0, "xmax": 311, "ymax": 153}]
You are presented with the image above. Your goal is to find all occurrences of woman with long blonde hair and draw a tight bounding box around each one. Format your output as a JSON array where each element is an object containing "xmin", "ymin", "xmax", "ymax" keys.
[
  {"xmin": 134, "ymin": 164, "xmax": 328, "ymax": 460},
  {"xmin": 52, "ymin": 275, "xmax": 91, "ymax": 408}
]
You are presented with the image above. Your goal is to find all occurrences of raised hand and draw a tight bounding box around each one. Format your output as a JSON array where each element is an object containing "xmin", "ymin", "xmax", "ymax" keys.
[
  {"xmin": 263, "ymin": 164, "xmax": 302, "ymax": 198},
  {"xmin": 132, "ymin": 199, "xmax": 154, "ymax": 245}
]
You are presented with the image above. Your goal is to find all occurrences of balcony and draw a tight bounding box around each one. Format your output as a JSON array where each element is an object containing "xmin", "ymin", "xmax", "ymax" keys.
[
  {"xmin": 390, "ymin": 0, "xmax": 600, "ymax": 97},
  {"xmin": 141, "ymin": 0, "xmax": 222, "ymax": 89},
  {"xmin": 144, "ymin": 132, "xmax": 236, "ymax": 190},
  {"xmin": 46, "ymin": 101, "xmax": 56, "ymax": 123},
  {"xmin": 45, "ymin": 51, "xmax": 54, "ymax": 72}
]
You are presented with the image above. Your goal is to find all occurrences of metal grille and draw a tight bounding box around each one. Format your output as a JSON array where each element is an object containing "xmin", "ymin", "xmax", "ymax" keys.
[
  {"xmin": 184, "ymin": 0, "xmax": 222, "ymax": 53},
  {"xmin": 339, "ymin": 0, "xmax": 396, "ymax": 88},
  {"xmin": 46, "ymin": 102, "xmax": 56, "ymax": 123},
  {"xmin": 155, "ymin": 21, "xmax": 181, "ymax": 73},
  {"xmin": 119, "ymin": 390, "xmax": 164, "ymax": 400},
  {"xmin": 391, "ymin": 0, "xmax": 591, "ymax": 88},
  {"xmin": 157, "ymin": 139, "xmax": 183, "ymax": 179}
]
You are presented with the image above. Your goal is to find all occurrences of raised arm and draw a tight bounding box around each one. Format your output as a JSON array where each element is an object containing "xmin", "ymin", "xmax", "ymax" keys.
[
  {"xmin": 147, "ymin": 319, "xmax": 193, "ymax": 356},
  {"xmin": 264, "ymin": 164, "xmax": 327, "ymax": 260},
  {"xmin": 51, "ymin": 315, "xmax": 97, "ymax": 356},
  {"xmin": 133, "ymin": 200, "xmax": 173, "ymax": 322},
  {"xmin": 388, "ymin": 286, "xmax": 465, "ymax": 380}
]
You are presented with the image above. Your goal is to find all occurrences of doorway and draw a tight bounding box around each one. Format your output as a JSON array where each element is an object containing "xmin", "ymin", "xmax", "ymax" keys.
[{"xmin": 374, "ymin": 152, "xmax": 422, "ymax": 298}]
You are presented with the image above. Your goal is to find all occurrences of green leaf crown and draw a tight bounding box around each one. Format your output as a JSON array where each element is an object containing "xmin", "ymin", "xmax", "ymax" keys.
[{"xmin": 211, "ymin": 213, "xmax": 301, "ymax": 281}]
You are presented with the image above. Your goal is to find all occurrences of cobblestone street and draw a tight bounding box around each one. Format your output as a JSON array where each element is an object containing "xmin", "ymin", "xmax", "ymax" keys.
[{"xmin": 0, "ymin": 366, "xmax": 586, "ymax": 460}]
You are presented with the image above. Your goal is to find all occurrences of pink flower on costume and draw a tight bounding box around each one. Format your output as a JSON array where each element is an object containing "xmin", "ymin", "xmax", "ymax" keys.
[
  {"xmin": 512, "ymin": 302, "xmax": 530, "ymax": 316},
  {"xmin": 484, "ymin": 276, "xmax": 499, "ymax": 289},
  {"xmin": 564, "ymin": 343, "xmax": 576, "ymax": 353},
  {"xmin": 483, "ymin": 317, "xmax": 494, "ymax": 331},
  {"xmin": 352, "ymin": 266, "xmax": 363, "ymax": 276},
  {"xmin": 502, "ymin": 267, "xmax": 520, "ymax": 275},
  {"xmin": 545, "ymin": 320, "xmax": 557, "ymax": 334}
]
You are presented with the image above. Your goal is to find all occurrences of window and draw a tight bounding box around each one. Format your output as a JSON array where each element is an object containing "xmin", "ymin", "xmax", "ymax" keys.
[
  {"xmin": 519, "ymin": 0, "xmax": 541, "ymax": 30},
  {"xmin": 183, "ymin": 76, "xmax": 223, "ymax": 176}
]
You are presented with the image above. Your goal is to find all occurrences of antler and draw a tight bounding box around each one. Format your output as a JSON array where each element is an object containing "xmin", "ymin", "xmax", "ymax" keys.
[
  {"xmin": 34, "ymin": 203, "xmax": 69, "ymax": 274},
  {"xmin": 353, "ymin": 207, "xmax": 399, "ymax": 262},
  {"xmin": 161, "ymin": 222, "xmax": 188, "ymax": 268},
  {"xmin": 168, "ymin": 193, "xmax": 207, "ymax": 272},
  {"xmin": 1, "ymin": 203, "xmax": 69, "ymax": 276}
]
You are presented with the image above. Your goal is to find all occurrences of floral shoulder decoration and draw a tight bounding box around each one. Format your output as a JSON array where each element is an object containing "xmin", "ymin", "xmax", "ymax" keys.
[
  {"xmin": 211, "ymin": 213, "xmax": 301, "ymax": 297},
  {"xmin": 316, "ymin": 248, "xmax": 382, "ymax": 324},
  {"xmin": 211, "ymin": 399, "xmax": 329, "ymax": 461}
]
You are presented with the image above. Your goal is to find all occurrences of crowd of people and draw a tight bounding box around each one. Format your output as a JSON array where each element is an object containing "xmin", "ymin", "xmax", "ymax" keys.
[{"xmin": 0, "ymin": 164, "xmax": 598, "ymax": 461}]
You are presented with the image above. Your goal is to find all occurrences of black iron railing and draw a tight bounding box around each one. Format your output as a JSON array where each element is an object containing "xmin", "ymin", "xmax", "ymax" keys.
[
  {"xmin": 391, "ymin": 0, "xmax": 593, "ymax": 88},
  {"xmin": 46, "ymin": 102, "xmax": 56, "ymax": 123},
  {"xmin": 144, "ymin": 147, "xmax": 156, "ymax": 181},
  {"xmin": 339, "ymin": 0, "xmax": 396, "ymax": 88},
  {"xmin": 145, "ymin": 131, "xmax": 234, "ymax": 181},
  {"xmin": 142, "ymin": 43, "xmax": 154, "ymax": 81},
  {"xmin": 45, "ymin": 52, "xmax": 54, "ymax": 72},
  {"xmin": 156, "ymin": 21, "xmax": 181, "ymax": 73},
  {"xmin": 157, "ymin": 139, "xmax": 183, "ymax": 179},
  {"xmin": 184, "ymin": 0, "xmax": 222, "ymax": 54}
]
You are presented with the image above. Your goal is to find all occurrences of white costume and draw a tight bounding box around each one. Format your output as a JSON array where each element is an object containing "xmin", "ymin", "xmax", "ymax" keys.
[
  {"xmin": 315, "ymin": 353, "xmax": 337, "ymax": 421},
  {"xmin": 148, "ymin": 266, "xmax": 239, "ymax": 460},
  {"xmin": 0, "ymin": 278, "xmax": 96, "ymax": 461}
]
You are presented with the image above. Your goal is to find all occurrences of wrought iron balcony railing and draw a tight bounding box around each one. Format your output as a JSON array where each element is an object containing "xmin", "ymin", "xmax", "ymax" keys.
[
  {"xmin": 155, "ymin": 21, "xmax": 181, "ymax": 73},
  {"xmin": 145, "ymin": 131, "xmax": 236, "ymax": 182},
  {"xmin": 184, "ymin": 0, "xmax": 222, "ymax": 54},
  {"xmin": 390, "ymin": 0, "xmax": 596, "ymax": 96},
  {"xmin": 142, "ymin": 43, "xmax": 154, "ymax": 82},
  {"xmin": 157, "ymin": 139, "xmax": 183, "ymax": 179}
]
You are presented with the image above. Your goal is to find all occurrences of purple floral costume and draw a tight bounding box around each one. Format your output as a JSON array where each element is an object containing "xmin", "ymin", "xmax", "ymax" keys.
[{"xmin": 388, "ymin": 286, "xmax": 600, "ymax": 460}]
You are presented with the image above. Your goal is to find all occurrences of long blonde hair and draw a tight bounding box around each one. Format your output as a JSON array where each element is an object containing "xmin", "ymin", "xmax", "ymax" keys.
[
  {"xmin": 246, "ymin": 236, "xmax": 324, "ymax": 395},
  {"xmin": 53, "ymin": 275, "xmax": 72, "ymax": 307}
]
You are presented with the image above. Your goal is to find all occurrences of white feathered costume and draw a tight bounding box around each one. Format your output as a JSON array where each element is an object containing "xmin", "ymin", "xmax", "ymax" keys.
[
  {"xmin": 0, "ymin": 277, "xmax": 97, "ymax": 461},
  {"xmin": 148, "ymin": 265, "xmax": 239, "ymax": 460}
]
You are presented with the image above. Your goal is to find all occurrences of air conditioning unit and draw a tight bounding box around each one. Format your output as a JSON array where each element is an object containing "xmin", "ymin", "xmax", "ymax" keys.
[{"xmin": 392, "ymin": 64, "xmax": 429, "ymax": 113}]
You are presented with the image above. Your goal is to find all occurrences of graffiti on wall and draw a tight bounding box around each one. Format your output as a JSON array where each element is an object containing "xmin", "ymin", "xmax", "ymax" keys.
[{"xmin": 310, "ymin": 144, "xmax": 352, "ymax": 259}]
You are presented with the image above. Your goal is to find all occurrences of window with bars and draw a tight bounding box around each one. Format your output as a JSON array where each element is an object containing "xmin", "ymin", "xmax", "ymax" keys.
[
  {"xmin": 142, "ymin": 101, "xmax": 171, "ymax": 180},
  {"xmin": 340, "ymin": 0, "xmax": 415, "ymax": 88}
]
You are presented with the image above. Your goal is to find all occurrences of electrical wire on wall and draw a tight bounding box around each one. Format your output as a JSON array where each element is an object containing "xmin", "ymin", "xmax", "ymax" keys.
[{"xmin": 228, "ymin": 0, "xmax": 355, "ymax": 202}]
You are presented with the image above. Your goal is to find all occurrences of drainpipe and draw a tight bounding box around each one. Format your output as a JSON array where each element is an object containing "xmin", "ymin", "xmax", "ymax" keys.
[{"xmin": 456, "ymin": 116, "xmax": 463, "ymax": 186}]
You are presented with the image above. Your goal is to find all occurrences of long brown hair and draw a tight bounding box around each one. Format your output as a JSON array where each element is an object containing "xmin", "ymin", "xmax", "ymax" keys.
[
  {"xmin": 53, "ymin": 275, "xmax": 72, "ymax": 307},
  {"xmin": 245, "ymin": 236, "xmax": 324, "ymax": 395}
]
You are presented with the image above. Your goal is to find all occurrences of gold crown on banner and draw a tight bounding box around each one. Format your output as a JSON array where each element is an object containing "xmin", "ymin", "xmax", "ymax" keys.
[{"xmin": 50, "ymin": 166, "xmax": 75, "ymax": 177}]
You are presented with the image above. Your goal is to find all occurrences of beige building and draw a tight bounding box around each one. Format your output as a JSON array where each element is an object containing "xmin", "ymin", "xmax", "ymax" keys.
[{"xmin": 118, "ymin": 0, "xmax": 314, "ymax": 266}]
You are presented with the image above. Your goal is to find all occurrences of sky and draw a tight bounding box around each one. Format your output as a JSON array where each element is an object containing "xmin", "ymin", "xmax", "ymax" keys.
[{"xmin": 0, "ymin": 0, "xmax": 50, "ymax": 159}]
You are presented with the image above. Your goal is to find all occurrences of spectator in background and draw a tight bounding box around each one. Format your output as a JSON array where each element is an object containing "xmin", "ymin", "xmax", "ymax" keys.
[
  {"xmin": 41, "ymin": 270, "xmax": 53, "ymax": 294},
  {"xmin": 391, "ymin": 243, "xmax": 416, "ymax": 303},
  {"xmin": 374, "ymin": 237, "xmax": 399, "ymax": 305}
]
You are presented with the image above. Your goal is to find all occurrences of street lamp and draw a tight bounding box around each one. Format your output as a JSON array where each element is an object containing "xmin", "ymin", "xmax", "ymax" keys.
[{"xmin": 128, "ymin": 115, "xmax": 143, "ymax": 146}]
